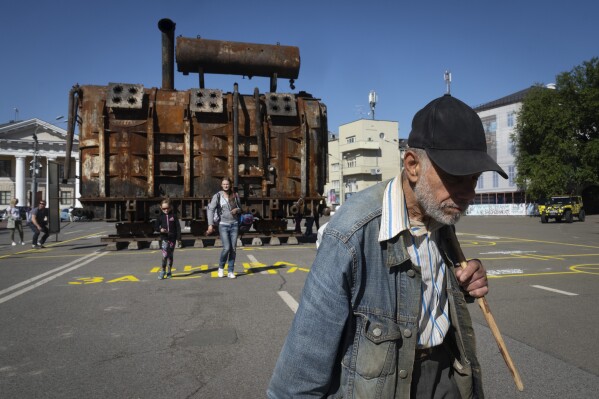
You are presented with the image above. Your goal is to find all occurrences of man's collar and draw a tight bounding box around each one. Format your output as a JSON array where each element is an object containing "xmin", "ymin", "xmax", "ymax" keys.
[{"xmin": 378, "ymin": 175, "xmax": 409, "ymax": 242}]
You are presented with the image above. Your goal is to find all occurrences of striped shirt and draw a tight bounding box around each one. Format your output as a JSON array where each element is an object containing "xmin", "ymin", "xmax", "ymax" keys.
[{"xmin": 378, "ymin": 176, "xmax": 449, "ymax": 348}]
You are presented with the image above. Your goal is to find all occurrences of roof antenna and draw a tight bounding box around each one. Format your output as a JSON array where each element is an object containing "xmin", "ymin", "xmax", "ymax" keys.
[
  {"xmin": 368, "ymin": 90, "xmax": 377, "ymax": 120},
  {"xmin": 444, "ymin": 70, "xmax": 452, "ymax": 95}
]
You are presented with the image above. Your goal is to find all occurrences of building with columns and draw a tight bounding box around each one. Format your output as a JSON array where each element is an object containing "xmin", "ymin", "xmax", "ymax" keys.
[{"xmin": 0, "ymin": 118, "xmax": 80, "ymax": 209}]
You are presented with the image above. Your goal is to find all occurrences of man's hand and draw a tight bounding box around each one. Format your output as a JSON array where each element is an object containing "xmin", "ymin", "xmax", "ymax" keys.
[{"xmin": 455, "ymin": 259, "xmax": 488, "ymax": 298}]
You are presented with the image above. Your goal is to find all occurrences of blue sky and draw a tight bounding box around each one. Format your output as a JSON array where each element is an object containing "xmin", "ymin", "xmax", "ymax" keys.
[{"xmin": 2, "ymin": 0, "xmax": 598, "ymax": 138}]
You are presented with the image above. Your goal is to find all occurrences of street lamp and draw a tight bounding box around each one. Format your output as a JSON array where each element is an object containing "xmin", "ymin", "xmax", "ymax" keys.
[{"xmin": 30, "ymin": 117, "xmax": 64, "ymax": 206}]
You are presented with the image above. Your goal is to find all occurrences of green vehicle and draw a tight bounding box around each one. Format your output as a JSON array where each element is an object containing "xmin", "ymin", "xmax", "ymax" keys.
[{"xmin": 540, "ymin": 196, "xmax": 585, "ymax": 223}]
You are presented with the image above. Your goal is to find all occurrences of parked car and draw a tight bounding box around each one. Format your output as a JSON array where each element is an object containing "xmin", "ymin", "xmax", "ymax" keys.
[
  {"xmin": 60, "ymin": 207, "xmax": 93, "ymax": 222},
  {"xmin": 60, "ymin": 208, "xmax": 71, "ymax": 221},
  {"xmin": 540, "ymin": 195, "xmax": 585, "ymax": 223}
]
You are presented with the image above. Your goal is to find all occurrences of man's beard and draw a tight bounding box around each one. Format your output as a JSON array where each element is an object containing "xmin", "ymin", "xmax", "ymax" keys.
[{"xmin": 414, "ymin": 175, "xmax": 467, "ymax": 225}]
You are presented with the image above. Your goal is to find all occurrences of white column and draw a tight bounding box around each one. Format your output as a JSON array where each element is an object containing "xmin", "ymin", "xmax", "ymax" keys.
[
  {"xmin": 15, "ymin": 156, "xmax": 27, "ymax": 206},
  {"xmin": 75, "ymin": 157, "xmax": 82, "ymax": 208}
]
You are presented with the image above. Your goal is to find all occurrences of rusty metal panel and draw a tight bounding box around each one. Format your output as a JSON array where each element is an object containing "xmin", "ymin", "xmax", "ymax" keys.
[
  {"xmin": 79, "ymin": 86, "xmax": 107, "ymax": 199},
  {"xmin": 154, "ymin": 90, "xmax": 188, "ymax": 133},
  {"xmin": 190, "ymin": 89, "xmax": 223, "ymax": 113},
  {"xmin": 265, "ymin": 93, "xmax": 297, "ymax": 116},
  {"xmin": 106, "ymin": 83, "xmax": 144, "ymax": 109}
]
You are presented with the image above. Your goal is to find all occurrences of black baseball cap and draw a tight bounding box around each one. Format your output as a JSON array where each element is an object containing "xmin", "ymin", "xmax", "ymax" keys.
[{"xmin": 407, "ymin": 94, "xmax": 508, "ymax": 179}]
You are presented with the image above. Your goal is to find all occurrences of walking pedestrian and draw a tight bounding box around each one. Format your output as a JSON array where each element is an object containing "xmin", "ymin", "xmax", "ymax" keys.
[
  {"xmin": 6, "ymin": 198, "xmax": 25, "ymax": 246},
  {"xmin": 206, "ymin": 177, "xmax": 242, "ymax": 279},
  {"xmin": 268, "ymin": 94, "xmax": 507, "ymax": 398},
  {"xmin": 154, "ymin": 199, "xmax": 181, "ymax": 279}
]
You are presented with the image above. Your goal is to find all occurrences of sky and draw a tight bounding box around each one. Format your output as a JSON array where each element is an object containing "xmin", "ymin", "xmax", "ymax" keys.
[{"xmin": 2, "ymin": 0, "xmax": 598, "ymax": 139}]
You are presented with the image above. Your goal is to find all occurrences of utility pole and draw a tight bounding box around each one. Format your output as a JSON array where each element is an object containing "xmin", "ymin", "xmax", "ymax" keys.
[{"xmin": 30, "ymin": 127, "xmax": 42, "ymax": 206}]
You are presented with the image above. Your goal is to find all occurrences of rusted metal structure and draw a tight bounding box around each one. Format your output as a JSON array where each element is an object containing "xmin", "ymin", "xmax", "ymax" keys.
[{"xmin": 64, "ymin": 19, "xmax": 328, "ymax": 239}]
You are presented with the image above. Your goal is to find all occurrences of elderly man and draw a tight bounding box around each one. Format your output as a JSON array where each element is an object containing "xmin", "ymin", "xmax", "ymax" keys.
[{"xmin": 268, "ymin": 94, "xmax": 507, "ymax": 399}]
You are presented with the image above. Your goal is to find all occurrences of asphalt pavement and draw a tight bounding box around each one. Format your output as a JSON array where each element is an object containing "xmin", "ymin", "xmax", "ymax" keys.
[{"xmin": 1, "ymin": 215, "xmax": 598, "ymax": 398}]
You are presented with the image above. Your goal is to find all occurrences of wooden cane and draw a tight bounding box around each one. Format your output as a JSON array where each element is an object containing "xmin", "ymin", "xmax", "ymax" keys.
[{"xmin": 448, "ymin": 230, "xmax": 524, "ymax": 392}]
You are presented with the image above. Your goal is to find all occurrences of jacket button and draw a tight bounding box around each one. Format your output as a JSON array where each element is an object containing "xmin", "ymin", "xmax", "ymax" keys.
[
  {"xmin": 399, "ymin": 369, "xmax": 408, "ymax": 379},
  {"xmin": 407, "ymin": 269, "xmax": 415, "ymax": 278},
  {"xmin": 372, "ymin": 327, "xmax": 382, "ymax": 337},
  {"xmin": 403, "ymin": 329, "xmax": 412, "ymax": 338}
]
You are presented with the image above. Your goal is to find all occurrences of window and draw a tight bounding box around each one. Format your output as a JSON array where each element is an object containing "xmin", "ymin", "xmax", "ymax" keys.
[
  {"xmin": 480, "ymin": 115, "xmax": 498, "ymax": 162},
  {"xmin": 508, "ymin": 165, "xmax": 516, "ymax": 187},
  {"xmin": 477, "ymin": 175, "xmax": 484, "ymax": 189},
  {"xmin": 509, "ymin": 137, "xmax": 517, "ymax": 156},
  {"xmin": 346, "ymin": 158, "xmax": 356, "ymax": 168},
  {"xmin": 331, "ymin": 162, "xmax": 339, "ymax": 172},
  {"xmin": 480, "ymin": 116, "xmax": 497, "ymax": 133},
  {"xmin": 0, "ymin": 191, "xmax": 10, "ymax": 204},
  {"xmin": 493, "ymin": 172, "xmax": 499, "ymax": 188},
  {"xmin": 507, "ymin": 112, "xmax": 515, "ymax": 128},
  {"xmin": 346, "ymin": 136, "xmax": 355, "ymax": 144},
  {"xmin": 332, "ymin": 180, "xmax": 340, "ymax": 190},
  {"xmin": 60, "ymin": 191, "xmax": 73, "ymax": 205},
  {"xmin": 0, "ymin": 160, "xmax": 11, "ymax": 177}
]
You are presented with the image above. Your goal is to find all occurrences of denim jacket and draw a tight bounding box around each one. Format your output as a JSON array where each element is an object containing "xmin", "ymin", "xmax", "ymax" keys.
[{"xmin": 268, "ymin": 181, "xmax": 483, "ymax": 399}]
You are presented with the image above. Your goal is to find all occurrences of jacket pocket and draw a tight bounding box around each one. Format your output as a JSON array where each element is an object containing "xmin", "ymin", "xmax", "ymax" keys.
[{"xmin": 347, "ymin": 312, "xmax": 403, "ymax": 379}]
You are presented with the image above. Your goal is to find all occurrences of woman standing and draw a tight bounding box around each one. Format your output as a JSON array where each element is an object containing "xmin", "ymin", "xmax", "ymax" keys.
[
  {"xmin": 206, "ymin": 177, "xmax": 241, "ymax": 279},
  {"xmin": 6, "ymin": 198, "xmax": 25, "ymax": 246},
  {"xmin": 154, "ymin": 199, "xmax": 181, "ymax": 279}
]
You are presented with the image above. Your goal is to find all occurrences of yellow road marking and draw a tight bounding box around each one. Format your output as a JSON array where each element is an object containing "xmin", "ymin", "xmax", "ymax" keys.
[
  {"xmin": 459, "ymin": 233, "xmax": 599, "ymax": 250},
  {"xmin": 569, "ymin": 264, "xmax": 599, "ymax": 275}
]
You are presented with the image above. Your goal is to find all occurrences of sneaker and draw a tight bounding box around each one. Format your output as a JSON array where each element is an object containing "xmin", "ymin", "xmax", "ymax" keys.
[
  {"xmin": 21, "ymin": 242, "xmax": 26, "ymax": 245},
  {"xmin": 228, "ymin": 272, "xmax": 236, "ymax": 279},
  {"xmin": 166, "ymin": 270, "xmax": 172, "ymax": 279},
  {"xmin": 12, "ymin": 242, "xmax": 16, "ymax": 246},
  {"xmin": 38, "ymin": 244, "xmax": 46, "ymax": 249},
  {"xmin": 217, "ymin": 268, "xmax": 224, "ymax": 278},
  {"xmin": 158, "ymin": 270, "xmax": 165, "ymax": 280},
  {"xmin": 32, "ymin": 244, "xmax": 39, "ymax": 249}
]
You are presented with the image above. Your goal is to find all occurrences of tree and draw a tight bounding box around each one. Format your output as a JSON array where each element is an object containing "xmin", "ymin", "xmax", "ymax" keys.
[{"xmin": 514, "ymin": 57, "xmax": 599, "ymax": 200}]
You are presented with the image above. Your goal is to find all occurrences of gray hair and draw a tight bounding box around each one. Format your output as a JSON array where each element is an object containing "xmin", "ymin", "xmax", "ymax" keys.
[{"xmin": 406, "ymin": 147, "xmax": 431, "ymax": 173}]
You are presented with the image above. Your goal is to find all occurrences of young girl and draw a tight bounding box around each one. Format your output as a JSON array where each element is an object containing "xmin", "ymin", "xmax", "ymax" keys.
[
  {"xmin": 154, "ymin": 199, "xmax": 181, "ymax": 279},
  {"xmin": 6, "ymin": 198, "xmax": 25, "ymax": 246},
  {"xmin": 206, "ymin": 177, "xmax": 241, "ymax": 279}
]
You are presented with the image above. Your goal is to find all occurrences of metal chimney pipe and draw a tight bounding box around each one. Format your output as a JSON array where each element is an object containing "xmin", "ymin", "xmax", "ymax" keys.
[{"xmin": 158, "ymin": 18, "xmax": 176, "ymax": 90}]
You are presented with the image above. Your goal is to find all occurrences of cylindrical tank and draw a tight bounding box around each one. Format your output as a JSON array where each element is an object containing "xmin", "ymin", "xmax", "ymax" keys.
[{"xmin": 176, "ymin": 37, "xmax": 300, "ymax": 79}]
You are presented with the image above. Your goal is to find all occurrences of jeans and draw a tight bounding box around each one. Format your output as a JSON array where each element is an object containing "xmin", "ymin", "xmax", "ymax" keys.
[
  {"xmin": 161, "ymin": 239, "xmax": 176, "ymax": 268},
  {"xmin": 30, "ymin": 223, "xmax": 49, "ymax": 245},
  {"xmin": 218, "ymin": 222, "xmax": 239, "ymax": 273},
  {"xmin": 10, "ymin": 220, "xmax": 24, "ymax": 242}
]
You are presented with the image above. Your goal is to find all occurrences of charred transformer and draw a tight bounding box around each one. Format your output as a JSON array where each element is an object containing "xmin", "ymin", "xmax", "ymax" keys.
[{"xmin": 64, "ymin": 18, "xmax": 328, "ymax": 237}]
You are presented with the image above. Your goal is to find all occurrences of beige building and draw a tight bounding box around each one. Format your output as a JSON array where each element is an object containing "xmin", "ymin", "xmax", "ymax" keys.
[
  {"xmin": 325, "ymin": 119, "xmax": 403, "ymax": 206},
  {"xmin": 0, "ymin": 118, "xmax": 80, "ymax": 209}
]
